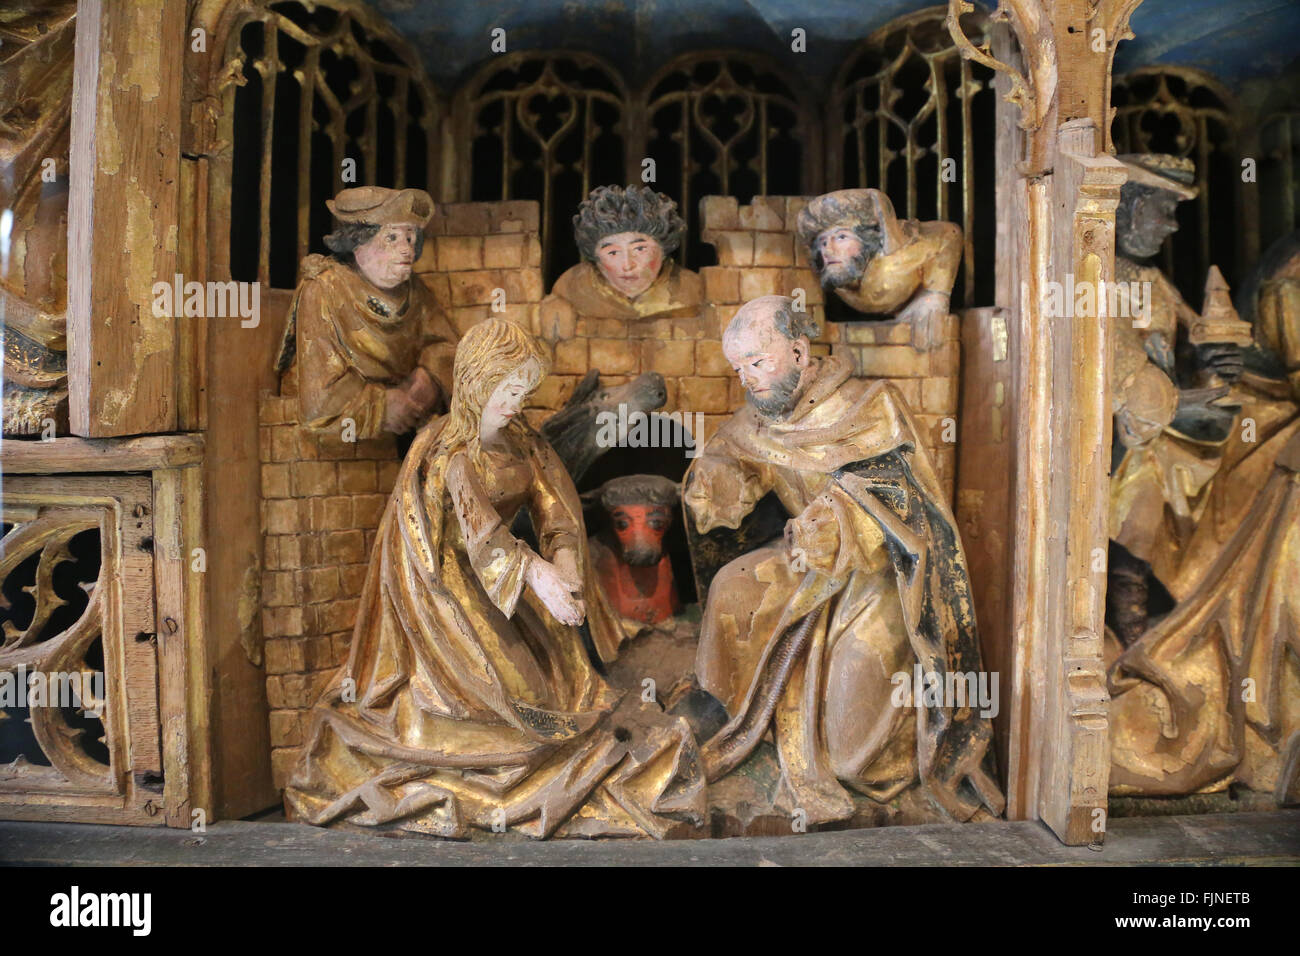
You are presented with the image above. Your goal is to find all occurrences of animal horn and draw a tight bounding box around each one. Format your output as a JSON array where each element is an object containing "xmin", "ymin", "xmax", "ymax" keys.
[{"xmin": 564, "ymin": 369, "xmax": 601, "ymax": 408}]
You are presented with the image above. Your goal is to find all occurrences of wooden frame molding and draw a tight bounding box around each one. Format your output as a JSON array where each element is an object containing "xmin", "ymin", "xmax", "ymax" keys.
[{"xmin": 67, "ymin": 0, "xmax": 186, "ymax": 437}]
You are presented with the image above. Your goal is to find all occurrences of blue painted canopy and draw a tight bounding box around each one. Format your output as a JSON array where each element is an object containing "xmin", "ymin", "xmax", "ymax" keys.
[{"xmin": 377, "ymin": 0, "xmax": 1300, "ymax": 91}]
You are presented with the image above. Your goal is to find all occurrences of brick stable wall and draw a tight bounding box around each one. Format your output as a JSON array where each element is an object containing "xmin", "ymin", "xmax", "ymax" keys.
[
  {"xmin": 531, "ymin": 194, "xmax": 959, "ymax": 492},
  {"xmin": 533, "ymin": 262, "xmax": 736, "ymax": 445},
  {"xmin": 258, "ymin": 368, "xmax": 400, "ymax": 786},
  {"xmin": 258, "ymin": 201, "xmax": 544, "ymax": 789},
  {"xmin": 698, "ymin": 195, "xmax": 960, "ymax": 500},
  {"xmin": 415, "ymin": 200, "xmax": 544, "ymax": 341}
]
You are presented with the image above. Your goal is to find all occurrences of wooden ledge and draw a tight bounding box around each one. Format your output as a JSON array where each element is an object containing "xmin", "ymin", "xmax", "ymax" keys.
[{"xmin": 0, "ymin": 434, "xmax": 205, "ymax": 474}]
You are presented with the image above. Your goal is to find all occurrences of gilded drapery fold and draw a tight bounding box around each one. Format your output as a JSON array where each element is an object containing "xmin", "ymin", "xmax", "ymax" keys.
[
  {"xmin": 286, "ymin": 419, "xmax": 704, "ymax": 837},
  {"xmin": 685, "ymin": 359, "xmax": 1004, "ymax": 823},
  {"xmin": 1109, "ymin": 282, "xmax": 1300, "ymax": 800}
]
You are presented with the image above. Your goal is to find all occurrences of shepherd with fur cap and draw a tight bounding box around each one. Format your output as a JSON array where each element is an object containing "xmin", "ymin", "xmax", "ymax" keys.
[
  {"xmin": 795, "ymin": 188, "xmax": 962, "ymax": 348},
  {"xmin": 539, "ymin": 185, "xmax": 703, "ymax": 336}
]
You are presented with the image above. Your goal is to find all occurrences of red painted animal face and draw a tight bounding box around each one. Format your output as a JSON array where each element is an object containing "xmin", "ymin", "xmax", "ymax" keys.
[{"xmin": 610, "ymin": 505, "xmax": 672, "ymax": 567}]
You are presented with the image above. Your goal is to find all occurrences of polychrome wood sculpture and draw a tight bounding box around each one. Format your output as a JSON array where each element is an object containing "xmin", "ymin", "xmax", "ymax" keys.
[
  {"xmin": 554, "ymin": 184, "xmax": 701, "ymax": 321},
  {"xmin": 284, "ymin": 319, "xmax": 706, "ymax": 837},
  {"xmin": 586, "ymin": 475, "xmax": 683, "ymax": 635},
  {"xmin": 274, "ymin": 186, "xmax": 457, "ymax": 437},
  {"xmin": 1105, "ymin": 154, "xmax": 1246, "ymax": 648},
  {"xmin": 795, "ymin": 188, "xmax": 962, "ymax": 348},
  {"xmin": 1108, "ymin": 217, "xmax": 1300, "ymax": 804},
  {"xmin": 538, "ymin": 184, "xmax": 704, "ymax": 344},
  {"xmin": 9, "ymin": 0, "xmax": 1297, "ymax": 856},
  {"xmin": 681, "ymin": 294, "xmax": 1005, "ymax": 824}
]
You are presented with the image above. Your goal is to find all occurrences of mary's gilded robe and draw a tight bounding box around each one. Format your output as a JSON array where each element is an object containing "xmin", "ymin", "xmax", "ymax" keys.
[
  {"xmin": 285, "ymin": 419, "xmax": 705, "ymax": 838},
  {"xmin": 684, "ymin": 356, "xmax": 1004, "ymax": 823}
]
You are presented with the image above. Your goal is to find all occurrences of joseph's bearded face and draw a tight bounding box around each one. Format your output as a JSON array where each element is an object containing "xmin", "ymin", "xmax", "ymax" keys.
[
  {"xmin": 723, "ymin": 315, "xmax": 807, "ymax": 419},
  {"xmin": 354, "ymin": 222, "xmax": 419, "ymax": 289},
  {"xmin": 813, "ymin": 227, "xmax": 869, "ymax": 289}
]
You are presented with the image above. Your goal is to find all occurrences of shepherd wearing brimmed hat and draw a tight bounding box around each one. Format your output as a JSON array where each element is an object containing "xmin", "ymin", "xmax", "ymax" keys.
[
  {"xmin": 1107, "ymin": 154, "xmax": 1252, "ymax": 647},
  {"xmin": 795, "ymin": 188, "xmax": 962, "ymax": 348},
  {"xmin": 275, "ymin": 186, "xmax": 457, "ymax": 438}
]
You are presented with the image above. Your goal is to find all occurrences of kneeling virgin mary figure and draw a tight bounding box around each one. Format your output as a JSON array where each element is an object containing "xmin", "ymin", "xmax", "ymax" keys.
[{"xmin": 286, "ymin": 319, "xmax": 704, "ymax": 838}]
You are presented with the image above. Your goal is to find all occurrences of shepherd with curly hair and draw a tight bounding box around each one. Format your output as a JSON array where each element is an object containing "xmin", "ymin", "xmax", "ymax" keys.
[{"xmin": 540, "ymin": 185, "xmax": 703, "ymax": 337}]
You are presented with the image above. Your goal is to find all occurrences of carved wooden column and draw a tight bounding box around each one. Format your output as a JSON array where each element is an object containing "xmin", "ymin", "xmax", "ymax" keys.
[
  {"xmin": 67, "ymin": 0, "xmax": 185, "ymax": 436},
  {"xmin": 949, "ymin": 0, "xmax": 1139, "ymax": 844},
  {"xmin": 1037, "ymin": 120, "xmax": 1125, "ymax": 842}
]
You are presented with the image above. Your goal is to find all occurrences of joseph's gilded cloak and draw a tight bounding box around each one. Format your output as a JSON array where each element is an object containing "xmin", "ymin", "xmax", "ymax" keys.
[
  {"xmin": 284, "ymin": 418, "xmax": 704, "ymax": 838},
  {"xmin": 275, "ymin": 255, "xmax": 457, "ymax": 437},
  {"xmin": 684, "ymin": 356, "xmax": 1004, "ymax": 822}
]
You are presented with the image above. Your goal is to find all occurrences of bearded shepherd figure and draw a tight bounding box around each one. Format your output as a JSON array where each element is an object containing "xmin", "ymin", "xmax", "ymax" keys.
[{"xmin": 795, "ymin": 188, "xmax": 962, "ymax": 349}]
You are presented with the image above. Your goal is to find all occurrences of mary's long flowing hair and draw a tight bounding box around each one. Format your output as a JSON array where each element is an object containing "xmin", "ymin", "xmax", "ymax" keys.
[{"xmin": 438, "ymin": 318, "xmax": 550, "ymax": 470}]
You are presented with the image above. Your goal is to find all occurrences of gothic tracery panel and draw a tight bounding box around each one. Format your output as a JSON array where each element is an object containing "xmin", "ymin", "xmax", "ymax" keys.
[
  {"xmin": 0, "ymin": 476, "xmax": 162, "ymax": 823},
  {"xmin": 639, "ymin": 52, "xmax": 819, "ymax": 269},
  {"xmin": 455, "ymin": 52, "xmax": 628, "ymax": 281},
  {"xmin": 827, "ymin": 4, "xmax": 995, "ymax": 307},
  {"xmin": 217, "ymin": 0, "xmax": 443, "ymax": 288},
  {"xmin": 1112, "ymin": 66, "xmax": 1245, "ymax": 294}
]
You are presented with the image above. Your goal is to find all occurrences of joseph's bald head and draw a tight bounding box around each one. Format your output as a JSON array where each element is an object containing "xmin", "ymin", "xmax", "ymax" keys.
[
  {"xmin": 723, "ymin": 295, "xmax": 820, "ymax": 349},
  {"xmin": 722, "ymin": 296, "xmax": 820, "ymax": 418}
]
